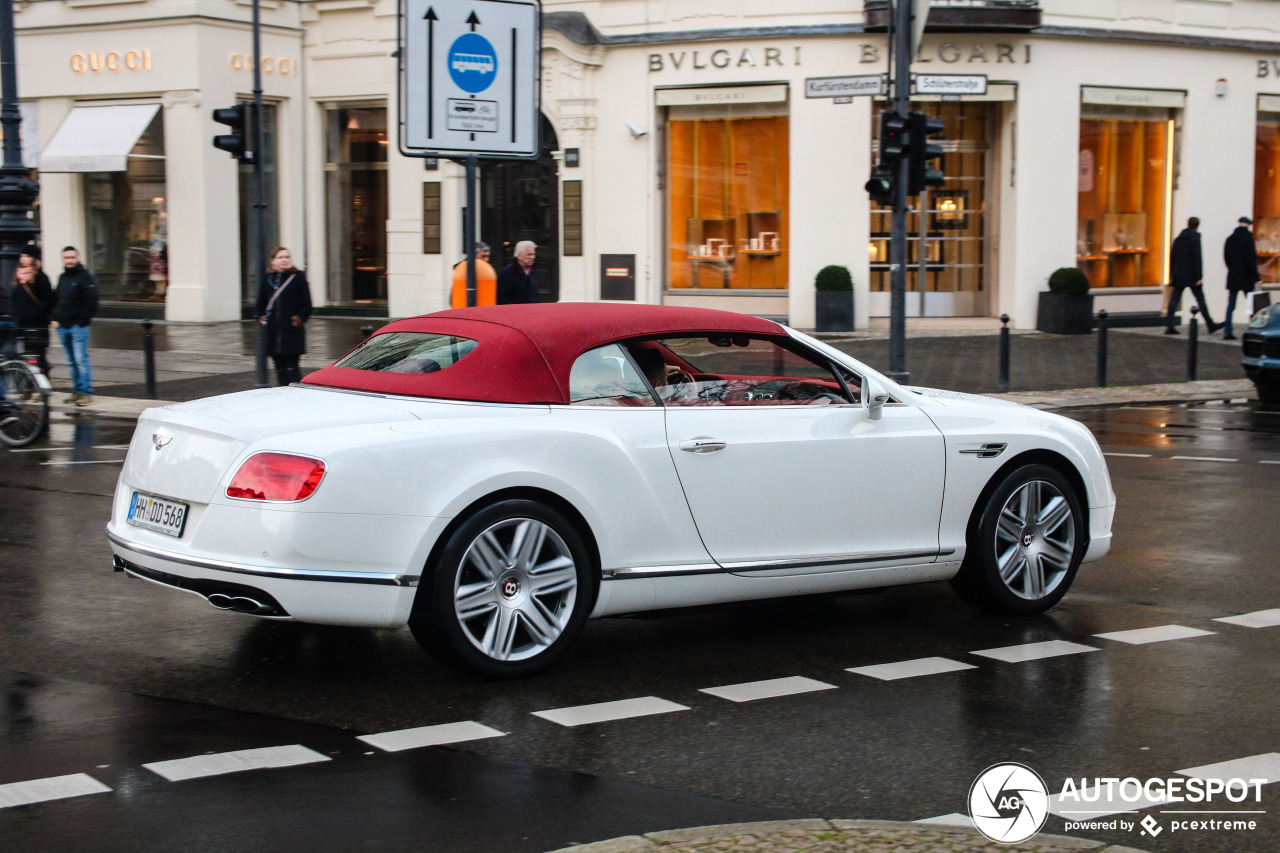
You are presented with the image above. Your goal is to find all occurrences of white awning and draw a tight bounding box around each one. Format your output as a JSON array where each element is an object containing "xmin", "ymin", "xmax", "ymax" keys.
[{"xmin": 40, "ymin": 104, "xmax": 161, "ymax": 173}]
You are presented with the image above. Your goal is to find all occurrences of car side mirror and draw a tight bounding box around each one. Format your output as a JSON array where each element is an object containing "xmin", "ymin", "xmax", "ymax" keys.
[{"xmin": 863, "ymin": 376, "xmax": 890, "ymax": 420}]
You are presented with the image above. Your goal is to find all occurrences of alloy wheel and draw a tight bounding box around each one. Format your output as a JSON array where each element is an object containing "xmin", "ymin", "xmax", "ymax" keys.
[
  {"xmin": 453, "ymin": 517, "xmax": 579, "ymax": 662},
  {"xmin": 993, "ymin": 479, "xmax": 1077, "ymax": 601}
]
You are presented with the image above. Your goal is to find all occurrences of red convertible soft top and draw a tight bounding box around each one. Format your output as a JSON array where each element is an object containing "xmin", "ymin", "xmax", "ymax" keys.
[{"xmin": 302, "ymin": 303, "xmax": 785, "ymax": 404}]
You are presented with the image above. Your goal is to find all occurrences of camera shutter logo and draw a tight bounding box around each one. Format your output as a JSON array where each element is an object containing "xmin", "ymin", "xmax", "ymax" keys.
[{"xmin": 968, "ymin": 763, "xmax": 1050, "ymax": 843}]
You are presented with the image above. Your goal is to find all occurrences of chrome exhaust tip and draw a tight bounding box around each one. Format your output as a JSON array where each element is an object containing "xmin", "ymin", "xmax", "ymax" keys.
[{"xmin": 207, "ymin": 593, "xmax": 273, "ymax": 615}]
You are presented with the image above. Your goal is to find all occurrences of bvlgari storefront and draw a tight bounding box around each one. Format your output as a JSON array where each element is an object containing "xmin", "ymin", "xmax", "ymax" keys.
[{"xmin": 14, "ymin": 2, "xmax": 1280, "ymax": 329}]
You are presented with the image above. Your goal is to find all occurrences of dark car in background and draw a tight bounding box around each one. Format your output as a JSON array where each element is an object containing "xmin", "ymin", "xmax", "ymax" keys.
[{"xmin": 1242, "ymin": 303, "xmax": 1280, "ymax": 403}]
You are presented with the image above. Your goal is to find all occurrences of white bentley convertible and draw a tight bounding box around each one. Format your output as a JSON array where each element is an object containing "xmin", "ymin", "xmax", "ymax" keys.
[{"xmin": 107, "ymin": 304, "xmax": 1114, "ymax": 676}]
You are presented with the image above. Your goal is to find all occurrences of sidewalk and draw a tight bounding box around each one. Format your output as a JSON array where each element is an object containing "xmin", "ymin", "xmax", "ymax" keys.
[
  {"xmin": 52, "ymin": 317, "xmax": 1256, "ymax": 422},
  {"xmin": 542, "ymin": 819, "xmax": 1151, "ymax": 853}
]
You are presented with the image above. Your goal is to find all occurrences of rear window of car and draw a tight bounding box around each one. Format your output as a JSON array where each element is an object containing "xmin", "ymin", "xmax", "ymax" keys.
[{"xmin": 335, "ymin": 332, "xmax": 478, "ymax": 374}]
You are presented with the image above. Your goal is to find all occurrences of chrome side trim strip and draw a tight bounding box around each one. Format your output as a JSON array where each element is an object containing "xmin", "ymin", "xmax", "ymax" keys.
[
  {"xmin": 602, "ymin": 564, "xmax": 722, "ymax": 581},
  {"xmin": 600, "ymin": 550, "xmax": 955, "ymax": 580},
  {"xmin": 959, "ymin": 443, "xmax": 1008, "ymax": 459},
  {"xmin": 106, "ymin": 527, "xmax": 419, "ymax": 588},
  {"xmin": 722, "ymin": 549, "xmax": 954, "ymax": 573}
]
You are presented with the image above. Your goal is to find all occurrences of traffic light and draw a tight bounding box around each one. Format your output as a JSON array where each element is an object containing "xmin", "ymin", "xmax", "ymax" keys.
[
  {"xmin": 907, "ymin": 110, "xmax": 946, "ymax": 196},
  {"xmin": 877, "ymin": 110, "xmax": 909, "ymax": 169},
  {"xmin": 865, "ymin": 168, "xmax": 895, "ymax": 206},
  {"xmin": 212, "ymin": 104, "xmax": 252, "ymax": 162}
]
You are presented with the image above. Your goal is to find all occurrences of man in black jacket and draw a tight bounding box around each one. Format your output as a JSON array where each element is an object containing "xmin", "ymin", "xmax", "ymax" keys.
[
  {"xmin": 51, "ymin": 246, "xmax": 98, "ymax": 406},
  {"xmin": 496, "ymin": 241, "xmax": 539, "ymax": 304},
  {"xmin": 1223, "ymin": 216, "xmax": 1261, "ymax": 340},
  {"xmin": 1165, "ymin": 217, "xmax": 1222, "ymax": 335}
]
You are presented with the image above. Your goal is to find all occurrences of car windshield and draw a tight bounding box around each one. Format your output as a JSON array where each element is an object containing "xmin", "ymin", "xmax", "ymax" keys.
[{"xmin": 335, "ymin": 332, "xmax": 478, "ymax": 374}]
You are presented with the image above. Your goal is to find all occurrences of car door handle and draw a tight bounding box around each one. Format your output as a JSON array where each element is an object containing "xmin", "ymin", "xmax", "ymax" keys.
[{"xmin": 680, "ymin": 438, "xmax": 727, "ymax": 453}]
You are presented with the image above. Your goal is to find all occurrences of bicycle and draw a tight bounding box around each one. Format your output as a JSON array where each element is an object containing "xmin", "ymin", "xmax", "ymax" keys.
[{"xmin": 0, "ymin": 326, "xmax": 52, "ymax": 448}]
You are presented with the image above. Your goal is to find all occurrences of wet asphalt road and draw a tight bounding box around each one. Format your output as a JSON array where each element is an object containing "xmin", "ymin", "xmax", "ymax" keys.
[{"xmin": 1, "ymin": 402, "xmax": 1278, "ymax": 853}]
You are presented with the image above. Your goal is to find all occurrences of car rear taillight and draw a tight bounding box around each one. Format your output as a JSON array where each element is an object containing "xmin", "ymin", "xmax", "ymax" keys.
[{"xmin": 227, "ymin": 453, "xmax": 326, "ymax": 502}]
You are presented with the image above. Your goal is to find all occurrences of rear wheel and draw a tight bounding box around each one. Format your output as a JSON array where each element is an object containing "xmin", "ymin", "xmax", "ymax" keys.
[
  {"xmin": 410, "ymin": 499, "xmax": 595, "ymax": 677},
  {"xmin": 950, "ymin": 464, "xmax": 1084, "ymax": 615}
]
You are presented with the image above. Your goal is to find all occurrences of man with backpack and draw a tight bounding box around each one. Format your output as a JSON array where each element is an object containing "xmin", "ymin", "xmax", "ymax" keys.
[{"xmin": 50, "ymin": 246, "xmax": 98, "ymax": 407}]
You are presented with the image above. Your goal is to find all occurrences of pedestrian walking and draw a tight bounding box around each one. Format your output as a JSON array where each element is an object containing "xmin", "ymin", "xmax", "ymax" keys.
[
  {"xmin": 256, "ymin": 246, "xmax": 312, "ymax": 386},
  {"xmin": 1223, "ymin": 216, "xmax": 1261, "ymax": 340},
  {"xmin": 450, "ymin": 241, "xmax": 497, "ymax": 308},
  {"xmin": 51, "ymin": 246, "xmax": 98, "ymax": 407},
  {"xmin": 496, "ymin": 240, "xmax": 539, "ymax": 304},
  {"xmin": 0, "ymin": 247, "xmax": 13, "ymax": 425},
  {"xmin": 1165, "ymin": 217, "xmax": 1222, "ymax": 335},
  {"xmin": 11, "ymin": 245, "xmax": 55, "ymax": 377}
]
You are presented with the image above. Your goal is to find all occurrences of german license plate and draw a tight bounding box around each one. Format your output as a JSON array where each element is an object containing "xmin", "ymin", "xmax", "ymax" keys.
[{"xmin": 127, "ymin": 492, "xmax": 189, "ymax": 538}]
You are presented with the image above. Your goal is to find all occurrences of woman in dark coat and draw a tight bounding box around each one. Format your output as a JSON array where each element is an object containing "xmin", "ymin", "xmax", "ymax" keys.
[
  {"xmin": 10, "ymin": 245, "xmax": 55, "ymax": 376},
  {"xmin": 255, "ymin": 246, "xmax": 313, "ymax": 386}
]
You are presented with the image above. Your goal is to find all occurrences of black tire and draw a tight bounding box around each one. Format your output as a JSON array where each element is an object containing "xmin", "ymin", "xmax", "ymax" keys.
[
  {"xmin": 950, "ymin": 463, "xmax": 1085, "ymax": 615},
  {"xmin": 409, "ymin": 499, "xmax": 595, "ymax": 678},
  {"xmin": 1254, "ymin": 382, "xmax": 1280, "ymax": 405},
  {"xmin": 0, "ymin": 362, "xmax": 50, "ymax": 448}
]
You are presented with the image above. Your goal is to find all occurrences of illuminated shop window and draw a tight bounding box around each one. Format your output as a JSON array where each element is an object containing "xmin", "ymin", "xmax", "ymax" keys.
[
  {"xmin": 1255, "ymin": 114, "xmax": 1280, "ymax": 284},
  {"xmin": 1077, "ymin": 111, "xmax": 1175, "ymax": 288},
  {"xmin": 666, "ymin": 115, "xmax": 789, "ymax": 290}
]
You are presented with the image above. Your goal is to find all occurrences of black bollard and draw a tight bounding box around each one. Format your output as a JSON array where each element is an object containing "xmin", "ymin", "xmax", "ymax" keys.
[
  {"xmin": 1188, "ymin": 305, "xmax": 1199, "ymax": 382},
  {"xmin": 142, "ymin": 319, "xmax": 157, "ymax": 400},
  {"xmin": 1096, "ymin": 310, "xmax": 1109, "ymax": 388},
  {"xmin": 998, "ymin": 314, "xmax": 1010, "ymax": 393},
  {"xmin": 360, "ymin": 324, "xmax": 374, "ymax": 342}
]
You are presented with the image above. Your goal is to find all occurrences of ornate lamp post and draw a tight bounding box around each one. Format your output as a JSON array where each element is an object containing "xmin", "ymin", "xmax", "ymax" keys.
[{"xmin": 0, "ymin": 0, "xmax": 39, "ymax": 292}]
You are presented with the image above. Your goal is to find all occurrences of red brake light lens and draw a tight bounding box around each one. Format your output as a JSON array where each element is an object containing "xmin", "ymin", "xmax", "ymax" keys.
[{"xmin": 227, "ymin": 453, "xmax": 326, "ymax": 502}]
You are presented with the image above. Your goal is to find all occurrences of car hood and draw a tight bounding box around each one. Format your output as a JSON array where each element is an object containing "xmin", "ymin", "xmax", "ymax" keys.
[{"xmin": 905, "ymin": 386, "xmax": 1030, "ymax": 408}]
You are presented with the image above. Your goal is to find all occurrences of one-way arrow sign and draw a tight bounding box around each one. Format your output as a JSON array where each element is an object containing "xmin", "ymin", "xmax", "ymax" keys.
[{"xmin": 399, "ymin": 0, "xmax": 540, "ymax": 159}]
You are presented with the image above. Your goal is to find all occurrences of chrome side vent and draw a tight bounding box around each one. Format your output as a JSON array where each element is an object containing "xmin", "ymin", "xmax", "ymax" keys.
[{"xmin": 959, "ymin": 443, "xmax": 1007, "ymax": 459}]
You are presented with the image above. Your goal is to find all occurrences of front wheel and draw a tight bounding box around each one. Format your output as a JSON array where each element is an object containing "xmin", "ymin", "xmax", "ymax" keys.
[
  {"xmin": 410, "ymin": 499, "xmax": 595, "ymax": 678},
  {"xmin": 950, "ymin": 464, "xmax": 1085, "ymax": 615},
  {"xmin": 0, "ymin": 361, "xmax": 50, "ymax": 448}
]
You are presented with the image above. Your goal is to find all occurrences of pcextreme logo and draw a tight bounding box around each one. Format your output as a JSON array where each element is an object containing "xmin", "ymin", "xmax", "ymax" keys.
[{"xmin": 969, "ymin": 763, "xmax": 1050, "ymax": 843}]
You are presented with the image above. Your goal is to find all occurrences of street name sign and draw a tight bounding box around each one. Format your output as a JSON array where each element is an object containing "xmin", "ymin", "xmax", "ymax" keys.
[
  {"xmin": 805, "ymin": 75, "xmax": 884, "ymax": 98},
  {"xmin": 914, "ymin": 74, "xmax": 988, "ymax": 96},
  {"xmin": 399, "ymin": 0, "xmax": 540, "ymax": 158}
]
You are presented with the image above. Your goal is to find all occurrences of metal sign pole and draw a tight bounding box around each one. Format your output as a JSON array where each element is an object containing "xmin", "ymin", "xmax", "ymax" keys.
[
  {"xmin": 252, "ymin": 0, "xmax": 269, "ymax": 387},
  {"xmin": 464, "ymin": 155, "xmax": 478, "ymax": 307}
]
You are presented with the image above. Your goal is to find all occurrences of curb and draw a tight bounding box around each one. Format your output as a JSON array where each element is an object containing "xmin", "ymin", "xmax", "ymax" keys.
[{"xmin": 543, "ymin": 819, "xmax": 1153, "ymax": 853}]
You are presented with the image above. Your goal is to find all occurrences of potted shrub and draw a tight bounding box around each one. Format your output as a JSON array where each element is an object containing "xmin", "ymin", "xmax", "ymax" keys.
[
  {"xmin": 815, "ymin": 265, "xmax": 854, "ymax": 332},
  {"xmin": 1036, "ymin": 267, "xmax": 1094, "ymax": 334}
]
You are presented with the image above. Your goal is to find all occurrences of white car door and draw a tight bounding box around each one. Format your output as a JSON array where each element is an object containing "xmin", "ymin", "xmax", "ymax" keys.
[{"xmin": 645, "ymin": 336, "xmax": 947, "ymax": 576}]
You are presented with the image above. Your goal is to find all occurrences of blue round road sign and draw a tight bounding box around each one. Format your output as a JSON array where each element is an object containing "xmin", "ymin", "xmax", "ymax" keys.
[{"xmin": 448, "ymin": 33, "xmax": 498, "ymax": 94}]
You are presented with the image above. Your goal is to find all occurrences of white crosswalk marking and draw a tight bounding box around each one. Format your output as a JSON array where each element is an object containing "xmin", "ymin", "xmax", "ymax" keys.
[
  {"xmin": 1094, "ymin": 625, "xmax": 1215, "ymax": 645},
  {"xmin": 532, "ymin": 697, "xmax": 689, "ymax": 727},
  {"xmin": 847, "ymin": 657, "xmax": 976, "ymax": 681},
  {"xmin": 1177, "ymin": 753, "xmax": 1280, "ymax": 784},
  {"xmin": 913, "ymin": 814, "xmax": 975, "ymax": 828},
  {"xmin": 699, "ymin": 676, "xmax": 836, "ymax": 703},
  {"xmin": 970, "ymin": 640, "xmax": 1099, "ymax": 663},
  {"xmin": 0, "ymin": 773, "xmax": 111, "ymax": 809},
  {"xmin": 358, "ymin": 721, "xmax": 506, "ymax": 752},
  {"xmin": 1214, "ymin": 609, "xmax": 1280, "ymax": 628},
  {"xmin": 143, "ymin": 745, "xmax": 330, "ymax": 782}
]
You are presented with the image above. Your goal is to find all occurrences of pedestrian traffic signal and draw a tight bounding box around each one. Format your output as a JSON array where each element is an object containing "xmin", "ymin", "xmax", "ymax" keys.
[
  {"xmin": 877, "ymin": 111, "xmax": 909, "ymax": 169},
  {"xmin": 907, "ymin": 111, "xmax": 946, "ymax": 196},
  {"xmin": 212, "ymin": 104, "xmax": 252, "ymax": 162},
  {"xmin": 865, "ymin": 168, "xmax": 895, "ymax": 206}
]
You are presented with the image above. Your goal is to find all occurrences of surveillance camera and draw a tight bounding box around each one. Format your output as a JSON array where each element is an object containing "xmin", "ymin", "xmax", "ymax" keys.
[{"xmin": 625, "ymin": 121, "xmax": 647, "ymax": 139}]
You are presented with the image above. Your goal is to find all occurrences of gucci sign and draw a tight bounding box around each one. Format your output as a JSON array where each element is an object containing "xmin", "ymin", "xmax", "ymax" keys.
[
  {"xmin": 229, "ymin": 54, "xmax": 299, "ymax": 76},
  {"xmin": 71, "ymin": 51, "xmax": 152, "ymax": 73}
]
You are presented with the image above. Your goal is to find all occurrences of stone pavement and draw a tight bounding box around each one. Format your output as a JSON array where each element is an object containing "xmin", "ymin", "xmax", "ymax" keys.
[
  {"xmin": 543, "ymin": 819, "xmax": 1150, "ymax": 853},
  {"xmin": 45, "ymin": 317, "xmax": 1257, "ymax": 422}
]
